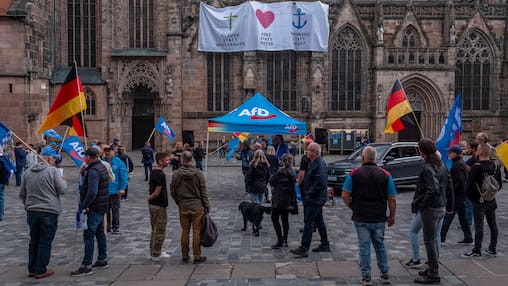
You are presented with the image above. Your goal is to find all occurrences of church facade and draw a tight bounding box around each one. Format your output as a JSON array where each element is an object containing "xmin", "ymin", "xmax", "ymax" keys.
[{"xmin": 0, "ymin": 0, "xmax": 507, "ymax": 151}]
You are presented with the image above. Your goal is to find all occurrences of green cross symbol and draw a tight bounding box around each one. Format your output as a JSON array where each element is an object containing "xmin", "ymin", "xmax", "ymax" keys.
[{"xmin": 224, "ymin": 12, "xmax": 238, "ymax": 31}]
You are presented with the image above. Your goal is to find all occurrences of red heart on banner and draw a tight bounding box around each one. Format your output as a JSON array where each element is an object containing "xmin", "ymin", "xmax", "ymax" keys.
[{"xmin": 256, "ymin": 9, "xmax": 275, "ymax": 29}]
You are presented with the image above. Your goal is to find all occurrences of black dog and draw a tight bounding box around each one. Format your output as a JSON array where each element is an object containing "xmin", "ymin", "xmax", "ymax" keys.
[{"xmin": 238, "ymin": 202, "xmax": 271, "ymax": 236}]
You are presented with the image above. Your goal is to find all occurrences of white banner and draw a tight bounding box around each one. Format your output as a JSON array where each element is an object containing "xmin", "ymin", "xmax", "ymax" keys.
[{"xmin": 198, "ymin": 1, "xmax": 329, "ymax": 52}]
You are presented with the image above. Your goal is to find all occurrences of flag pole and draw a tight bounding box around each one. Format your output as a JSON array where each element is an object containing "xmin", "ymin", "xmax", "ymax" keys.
[
  {"xmin": 10, "ymin": 131, "xmax": 49, "ymax": 164},
  {"xmin": 146, "ymin": 128, "xmax": 156, "ymax": 143},
  {"xmin": 410, "ymin": 111, "xmax": 425, "ymax": 139},
  {"xmin": 58, "ymin": 127, "xmax": 70, "ymax": 154},
  {"xmin": 74, "ymin": 61, "xmax": 88, "ymax": 147}
]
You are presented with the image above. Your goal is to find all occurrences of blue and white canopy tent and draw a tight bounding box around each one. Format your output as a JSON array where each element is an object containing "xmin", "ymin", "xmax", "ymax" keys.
[{"xmin": 206, "ymin": 92, "xmax": 307, "ymax": 169}]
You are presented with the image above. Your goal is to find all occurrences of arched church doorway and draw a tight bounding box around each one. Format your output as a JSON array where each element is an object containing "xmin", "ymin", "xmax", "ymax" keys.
[
  {"xmin": 132, "ymin": 85, "xmax": 155, "ymax": 149},
  {"xmin": 398, "ymin": 88, "xmax": 422, "ymax": 142}
]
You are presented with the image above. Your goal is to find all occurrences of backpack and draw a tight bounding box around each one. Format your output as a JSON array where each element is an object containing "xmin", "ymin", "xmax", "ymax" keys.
[
  {"xmin": 0, "ymin": 156, "xmax": 15, "ymax": 185},
  {"xmin": 474, "ymin": 163, "xmax": 501, "ymax": 203},
  {"xmin": 200, "ymin": 213, "xmax": 218, "ymax": 247}
]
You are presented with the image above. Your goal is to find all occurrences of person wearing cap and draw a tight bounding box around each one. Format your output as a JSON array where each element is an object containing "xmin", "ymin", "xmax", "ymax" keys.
[
  {"xmin": 71, "ymin": 147, "xmax": 111, "ymax": 277},
  {"xmin": 20, "ymin": 146, "xmax": 67, "ymax": 279},
  {"xmin": 102, "ymin": 145, "xmax": 128, "ymax": 234},
  {"xmin": 440, "ymin": 145, "xmax": 472, "ymax": 245}
]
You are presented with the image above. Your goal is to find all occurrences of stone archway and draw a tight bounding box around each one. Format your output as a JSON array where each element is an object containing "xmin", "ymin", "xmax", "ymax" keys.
[
  {"xmin": 401, "ymin": 74, "xmax": 446, "ymax": 140},
  {"xmin": 114, "ymin": 60, "xmax": 172, "ymax": 150}
]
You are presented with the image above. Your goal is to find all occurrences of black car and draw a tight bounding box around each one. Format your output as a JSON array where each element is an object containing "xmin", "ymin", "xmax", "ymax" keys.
[{"xmin": 327, "ymin": 142, "xmax": 423, "ymax": 193}]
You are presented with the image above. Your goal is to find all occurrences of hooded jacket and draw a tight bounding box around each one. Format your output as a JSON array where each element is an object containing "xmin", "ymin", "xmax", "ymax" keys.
[
  {"xmin": 170, "ymin": 165, "xmax": 209, "ymax": 211},
  {"xmin": 467, "ymin": 159, "xmax": 502, "ymax": 204},
  {"xmin": 19, "ymin": 162, "xmax": 67, "ymax": 215}
]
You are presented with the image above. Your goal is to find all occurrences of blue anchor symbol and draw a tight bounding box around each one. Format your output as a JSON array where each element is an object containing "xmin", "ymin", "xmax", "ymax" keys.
[{"xmin": 292, "ymin": 8, "xmax": 307, "ymax": 29}]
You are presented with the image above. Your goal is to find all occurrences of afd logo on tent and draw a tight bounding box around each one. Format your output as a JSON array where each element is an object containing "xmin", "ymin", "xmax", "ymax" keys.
[
  {"xmin": 285, "ymin": 124, "xmax": 300, "ymax": 133},
  {"xmin": 238, "ymin": 107, "xmax": 277, "ymax": 120}
]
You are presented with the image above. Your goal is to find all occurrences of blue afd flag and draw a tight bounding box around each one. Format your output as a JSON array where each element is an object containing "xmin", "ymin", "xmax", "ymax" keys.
[
  {"xmin": 0, "ymin": 121, "xmax": 13, "ymax": 151},
  {"xmin": 155, "ymin": 116, "xmax": 176, "ymax": 142},
  {"xmin": 43, "ymin": 129, "xmax": 63, "ymax": 141},
  {"xmin": 436, "ymin": 93, "xmax": 462, "ymax": 169},
  {"xmin": 226, "ymin": 137, "xmax": 240, "ymax": 161},
  {"xmin": 62, "ymin": 136, "xmax": 86, "ymax": 168}
]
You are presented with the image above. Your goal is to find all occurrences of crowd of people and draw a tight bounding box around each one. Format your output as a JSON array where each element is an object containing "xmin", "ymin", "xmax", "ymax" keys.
[{"xmin": 0, "ymin": 132, "xmax": 505, "ymax": 284}]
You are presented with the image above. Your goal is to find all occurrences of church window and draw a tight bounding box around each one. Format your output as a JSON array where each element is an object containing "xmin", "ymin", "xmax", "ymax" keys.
[
  {"xmin": 455, "ymin": 31, "xmax": 492, "ymax": 111},
  {"xmin": 207, "ymin": 54, "xmax": 231, "ymax": 112},
  {"xmin": 67, "ymin": 0, "xmax": 97, "ymax": 67},
  {"xmin": 402, "ymin": 26, "xmax": 417, "ymax": 48},
  {"xmin": 84, "ymin": 88, "xmax": 96, "ymax": 116},
  {"xmin": 129, "ymin": 0, "xmax": 154, "ymax": 48},
  {"xmin": 265, "ymin": 51, "xmax": 299, "ymax": 111},
  {"xmin": 330, "ymin": 26, "xmax": 362, "ymax": 111}
]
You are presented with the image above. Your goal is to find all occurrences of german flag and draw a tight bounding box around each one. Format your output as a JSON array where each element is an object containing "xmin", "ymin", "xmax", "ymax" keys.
[
  {"xmin": 62, "ymin": 113, "xmax": 87, "ymax": 137},
  {"xmin": 37, "ymin": 63, "xmax": 87, "ymax": 135},
  {"xmin": 384, "ymin": 79, "xmax": 413, "ymax": 133}
]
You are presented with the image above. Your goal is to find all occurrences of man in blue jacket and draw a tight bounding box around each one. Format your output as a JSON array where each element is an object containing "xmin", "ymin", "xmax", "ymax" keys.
[
  {"xmin": 103, "ymin": 145, "xmax": 128, "ymax": 234},
  {"xmin": 291, "ymin": 142, "xmax": 330, "ymax": 257}
]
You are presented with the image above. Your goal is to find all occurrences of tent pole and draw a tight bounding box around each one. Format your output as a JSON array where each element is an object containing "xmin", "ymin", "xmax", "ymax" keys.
[{"xmin": 205, "ymin": 131, "xmax": 209, "ymax": 171}]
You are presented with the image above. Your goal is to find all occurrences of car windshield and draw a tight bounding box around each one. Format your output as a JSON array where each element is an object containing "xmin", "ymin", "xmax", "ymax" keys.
[{"xmin": 346, "ymin": 145, "xmax": 390, "ymax": 161}]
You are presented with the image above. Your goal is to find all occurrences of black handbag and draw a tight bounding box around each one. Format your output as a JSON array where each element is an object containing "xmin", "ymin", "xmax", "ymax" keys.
[{"xmin": 200, "ymin": 213, "xmax": 218, "ymax": 247}]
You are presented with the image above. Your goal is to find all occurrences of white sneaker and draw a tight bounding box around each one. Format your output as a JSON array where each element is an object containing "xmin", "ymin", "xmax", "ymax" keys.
[{"xmin": 151, "ymin": 252, "xmax": 170, "ymax": 261}]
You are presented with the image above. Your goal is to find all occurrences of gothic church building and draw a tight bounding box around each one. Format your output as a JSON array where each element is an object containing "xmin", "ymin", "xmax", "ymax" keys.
[{"xmin": 0, "ymin": 0, "xmax": 507, "ymax": 150}]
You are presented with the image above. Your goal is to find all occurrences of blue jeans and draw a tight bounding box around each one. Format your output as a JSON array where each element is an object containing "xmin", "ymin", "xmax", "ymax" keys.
[
  {"xmin": 249, "ymin": 192, "xmax": 264, "ymax": 205},
  {"xmin": 27, "ymin": 211, "xmax": 58, "ymax": 274},
  {"xmin": 354, "ymin": 222, "xmax": 389, "ymax": 278},
  {"xmin": 0, "ymin": 184, "xmax": 5, "ymax": 219},
  {"xmin": 409, "ymin": 212, "xmax": 443, "ymax": 260},
  {"xmin": 301, "ymin": 203, "xmax": 328, "ymax": 250},
  {"xmin": 83, "ymin": 211, "xmax": 107, "ymax": 266},
  {"xmin": 144, "ymin": 163, "xmax": 152, "ymax": 181}
]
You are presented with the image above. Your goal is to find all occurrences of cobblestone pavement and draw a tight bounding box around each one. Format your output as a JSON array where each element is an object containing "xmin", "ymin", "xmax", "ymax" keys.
[{"xmin": 0, "ymin": 153, "xmax": 507, "ymax": 285}]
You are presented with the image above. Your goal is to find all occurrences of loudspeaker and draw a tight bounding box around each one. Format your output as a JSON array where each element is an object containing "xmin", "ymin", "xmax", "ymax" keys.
[
  {"xmin": 314, "ymin": 128, "xmax": 328, "ymax": 145},
  {"xmin": 182, "ymin": 130, "xmax": 194, "ymax": 146}
]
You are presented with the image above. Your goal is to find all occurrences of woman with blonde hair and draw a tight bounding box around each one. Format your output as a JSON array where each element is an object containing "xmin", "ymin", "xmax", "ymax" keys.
[{"xmin": 246, "ymin": 150, "xmax": 270, "ymax": 205}]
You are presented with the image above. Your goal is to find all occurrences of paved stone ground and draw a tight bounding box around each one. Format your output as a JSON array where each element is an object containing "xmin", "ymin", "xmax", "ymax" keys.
[{"xmin": 0, "ymin": 152, "xmax": 507, "ymax": 285}]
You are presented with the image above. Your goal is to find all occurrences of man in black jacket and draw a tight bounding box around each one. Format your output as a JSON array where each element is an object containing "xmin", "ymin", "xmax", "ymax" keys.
[
  {"xmin": 71, "ymin": 148, "xmax": 111, "ymax": 277},
  {"xmin": 440, "ymin": 145, "xmax": 472, "ymax": 244},
  {"xmin": 462, "ymin": 143, "xmax": 502, "ymax": 258}
]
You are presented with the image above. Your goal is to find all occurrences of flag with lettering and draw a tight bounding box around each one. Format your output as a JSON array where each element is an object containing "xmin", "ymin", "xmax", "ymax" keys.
[
  {"xmin": 436, "ymin": 93, "xmax": 462, "ymax": 169},
  {"xmin": 199, "ymin": 1, "xmax": 329, "ymax": 52},
  {"xmin": 155, "ymin": 116, "xmax": 176, "ymax": 142},
  {"xmin": 61, "ymin": 136, "xmax": 86, "ymax": 168},
  {"xmin": 0, "ymin": 121, "xmax": 13, "ymax": 152}
]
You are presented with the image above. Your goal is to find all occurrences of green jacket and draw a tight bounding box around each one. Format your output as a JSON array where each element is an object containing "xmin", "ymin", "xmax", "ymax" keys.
[{"xmin": 170, "ymin": 165, "xmax": 209, "ymax": 211}]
